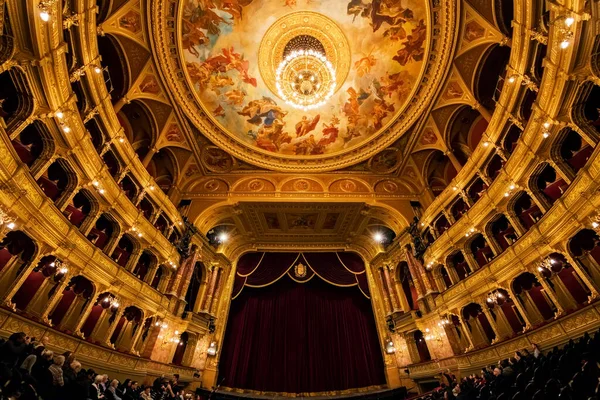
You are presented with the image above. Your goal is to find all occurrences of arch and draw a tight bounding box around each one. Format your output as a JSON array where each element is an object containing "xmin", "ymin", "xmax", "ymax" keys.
[
  {"xmin": 461, "ymin": 302, "xmax": 495, "ymax": 347},
  {"xmin": 512, "ymin": 272, "xmax": 555, "ymax": 322},
  {"xmin": 501, "ymin": 124, "xmax": 523, "ymax": 155},
  {"xmin": 119, "ymin": 174, "xmax": 140, "ymax": 202},
  {"xmin": 446, "ymin": 250, "xmax": 470, "ymax": 281},
  {"xmin": 110, "ymin": 305, "xmax": 144, "ymax": 350},
  {"xmin": 469, "ymin": 233, "xmax": 494, "ymax": 268},
  {"xmin": 509, "ymin": 191, "xmax": 543, "ymax": 230},
  {"xmin": 433, "ymin": 213, "xmax": 451, "ymax": 235},
  {"xmin": 49, "ymin": 275, "xmax": 95, "ymax": 327},
  {"xmin": 102, "ymin": 149, "xmax": 123, "ymax": 179},
  {"xmin": 87, "ymin": 213, "xmax": 120, "ymax": 251},
  {"xmin": 474, "ymin": 44, "xmax": 511, "ymax": 109},
  {"xmin": 0, "ymin": 231, "xmax": 38, "ymax": 300},
  {"xmin": 97, "ymin": 34, "xmax": 129, "ymax": 101},
  {"xmin": 528, "ymin": 162, "xmax": 569, "ymax": 207},
  {"xmin": 0, "ymin": 68, "xmax": 35, "ymax": 134},
  {"xmin": 413, "ymin": 330, "xmax": 431, "ymax": 362},
  {"xmin": 450, "ymin": 196, "xmax": 469, "ymax": 221},
  {"xmin": 539, "ymin": 253, "xmax": 590, "ymax": 308},
  {"xmin": 466, "ymin": 175, "xmax": 488, "ymax": 203},
  {"xmin": 423, "ymin": 150, "xmax": 456, "ymax": 197},
  {"xmin": 397, "ymin": 261, "xmax": 418, "ymax": 311},
  {"xmin": 184, "ymin": 261, "xmax": 205, "ymax": 313},
  {"xmin": 81, "ymin": 291, "xmax": 121, "ymax": 339},
  {"xmin": 530, "ymin": 41, "xmax": 547, "ymax": 82},
  {"xmin": 172, "ymin": 331, "xmax": 189, "ymax": 365},
  {"xmin": 570, "ymin": 81, "xmax": 600, "ymax": 139},
  {"xmin": 111, "ymin": 234, "xmax": 138, "ymax": 267},
  {"xmin": 36, "ymin": 158, "xmax": 79, "ymax": 206},
  {"xmin": 493, "ymin": 0, "xmax": 514, "ymax": 36},
  {"xmin": 550, "ymin": 127, "xmax": 594, "ymax": 176},
  {"xmin": 119, "ymin": 100, "xmax": 157, "ymax": 159},
  {"xmin": 154, "ymin": 213, "xmax": 170, "ymax": 236},
  {"xmin": 567, "ymin": 229, "xmax": 600, "ymax": 291},
  {"xmin": 518, "ymin": 89, "xmax": 537, "ymax": 121},
  {"xmin": 11, "ymin": 121, "xmax": 55, "ymax": 172},
  {"xmin": 484, "ymin": 288, "xmax": 525, "ymax": 336},
  {"xmin": 147, "ymin": 148, "xmax": 178, "ymax": 194},
  {"xmin": 85, "ymin": 117, "xmax": 107, "ymax": 152},
  {"xmin": 133, "ymin": 250, "xmax": 158, "ymax": 281},
  {"xmin": 485, "ymin": 153, "xmax": 504, "ymax": 181},
  {"xmin": 138, "ymin": 196, "xmax": 155, "ymax": 220},
  {"xmin": 64, "ymin": 189, "xmax": 97, "ymax": 228},
  {"xmin": 151, "ymin": 265, "xmax": 166, "ymax": 289},
  {"xmin": 446, "ymin": 106, "xmax": 488, "ymax": 162},
  {"xmin": 487, "ymin": 214, "xmax": 518, "ymax": 251},
  {"xmin": 11, "ymin": 255, "xmax": 62, "ymax": 311}
]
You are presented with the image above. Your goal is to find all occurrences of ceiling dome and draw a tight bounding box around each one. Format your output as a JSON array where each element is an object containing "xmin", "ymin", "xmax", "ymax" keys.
[{"xmin": 151, "ymin": 0, "xmax": 456, "ymax": 171}]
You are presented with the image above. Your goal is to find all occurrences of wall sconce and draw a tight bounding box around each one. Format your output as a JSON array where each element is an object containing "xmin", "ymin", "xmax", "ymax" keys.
[
  {"xmin": 91, "ymin": 180, "xmax": 106, "ymax": 195},
  {"xmin": 0, "ymin": 207, "xmax": 16, "ymax": 230},
  {"xmin": 465, "ymin": 227, "xmax": 477, "ymax": 238},
  {"xmin": 207, "ymin": 341, "xmax": 218, "ymax": 356},
  {"xmin": 101, "ymin": 294, "xmax": 120, "ymax": 309},
  {"xmin": 385, "ymin": 339, "xmax": 396, "ymax": 354},
  {"xmin": 130, "ymin": 225, "xmax": 143, "ymax": 238},
  {"xmin": 50, "ymin": 260, "xmax": 68, "ymax": 275},
  {"xmin": 506, "ymin": 73, "xmax": 539, "ymax": 92}
]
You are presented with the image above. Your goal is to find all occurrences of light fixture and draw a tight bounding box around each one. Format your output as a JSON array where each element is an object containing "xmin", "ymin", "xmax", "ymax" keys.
[
  {"xmin": 0, "ymin": 207, "xmax": 16, "ymax": 230},
  {"xmin": 542, "ymin": 131, "xmax": 550, "ymax": 139},
  {"xmin": 54, "ymin": 110, "xmax": 64, "ymax": 119},
  {"xmin": 38, "ymin": 0, "xmax": 57, "ymax": 22},
  {"xmin": 384, "ymin": 339, "xmax": 396, "ymax": 354},
  {"xmin": 506, "ymin": 73, "xmax": 538, "ymax": 92},
  {"xmin": 93, "ymin": 65, "xmax": 102, "ymax": 74},
  {"xmin": 465, "ymin": 227, "xmax": 476, "ymax": 237},
  {"xmin": 101, "ymin": 294, "xmax": 120, "ymax": 308},
  {"xmin": 373, "ymin": 232, "xmax": 384, "ymax": 243},
  {"xmin": 217, "ymin": 232, "xmax": 229, "ymax": 243},
  {"xmin": 275, "ymin": 47, "xmax": 336, "ymax": 111},
  {"xmin": 61, "ymin": 124, "xmax": 71, "ymax": 133},
  {"xmin": 486, "ymin": 290, "xmax": 504, "ymax": 305},
  {"xmin": 207, "ymin": 341, "xmax": 218, "ymax": 356}
]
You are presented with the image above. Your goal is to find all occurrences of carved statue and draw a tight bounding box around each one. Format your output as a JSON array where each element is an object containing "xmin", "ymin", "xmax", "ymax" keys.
[
  {"xmin": 406, "ymin": 216, "xmax": 428, "ymax": 260},
  {"xmin": 176, "ymin": 216, "xmax": 199, "ymax": 259}
]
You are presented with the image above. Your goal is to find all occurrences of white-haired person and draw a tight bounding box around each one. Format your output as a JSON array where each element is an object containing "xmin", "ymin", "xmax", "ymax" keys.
[
  {"xmin": 91, "ymin": 374, "xmax": 105, "ymax": 400},
  {"xmin": 104, "ymin": 378, "xmax": 122, "ymax": 400},
  {"xmin": 47, "ymin": 354, "xmax": 65, "ymax": 399}
]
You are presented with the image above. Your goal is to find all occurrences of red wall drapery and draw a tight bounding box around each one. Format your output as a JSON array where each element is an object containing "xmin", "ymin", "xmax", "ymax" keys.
[{"xmin": 220, "ymin": 252, "xmax": 385, "ymax": 394}]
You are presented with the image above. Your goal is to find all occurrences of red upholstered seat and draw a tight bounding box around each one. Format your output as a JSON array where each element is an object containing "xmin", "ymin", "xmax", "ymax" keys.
[
  {"xmin": 543, "ymin": 179, "xmax": 569, "ymax": 202},
  {"xmin": 37, "ymin": 176, "xmax": 60, "ymax": 201},
  {"xmin": 567, "ymin": 145, "xmax": 593, "ymax": 173},
  {"xmin": 64, "ymin": 204, "xmax": 86, "ymax": 227},
  {"xmin": 520, "ymin": 204, "xmax": 542, "ymax": 228},
  {"xmin": 475, "ymin": 247, "xmax": 494, "ymax": 266},
  {"xmin": 88, "ymin": 228, "xmax": 108, "ymax": 249},
  {"xmin": 11, "ymin": 140, "xmax": 33, "ymax": 165}
]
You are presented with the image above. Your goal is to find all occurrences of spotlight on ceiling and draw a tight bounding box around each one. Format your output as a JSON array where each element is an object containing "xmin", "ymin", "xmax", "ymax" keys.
[
  {"xmin": 218, "ymin": 232, "xmax": 229, "ymax": 243},
  {"xmin": 373, "ymin": 232, "xmax": 384, "ymax": 243}
]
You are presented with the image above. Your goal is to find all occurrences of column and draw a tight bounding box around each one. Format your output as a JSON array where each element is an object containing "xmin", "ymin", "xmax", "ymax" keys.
[
  {"xmin": 102, "ymin": 304, "xmax": 129, "ymax": 346},
  {"xmin": 458, "ymin": 317, "xmax": 476, "ymax": 351},
  {"xmin": 142, "ymin": 147, "xmax": 157, "ymax": 168},
  {"xmin": 177, "ymin": 249, "xmax": 200, "ymax": 299},
  {"xmin": 181, "ymin": 333, "xmax": 199, "ymax": 367},
  {"xmin": 505, "ymin": 213, "xmax": 526, "ymax": 237},
  {"xmin": 403, "ymin": 248, "xmax": 427, "ymax": 297},
  {"xmin": 505, "ymin": 286, "xmax": 532, "ymax": 330},
  {"xmin": 531, "ymin": 268, "xmax": 565, "ymax": 317},
  {"xmin": 210, "ymin": 271, "xmax": 224, "ymax": 314},
  {"xmin": 472, "ymin": 102, "xmax": 492, "ymax": 122},
  {"xmin": 383, "ymin": 265, "xmax": 400, "ymax": 312},
  {"xmin": 563, "ymin": 252, "xmax": 600, "ymax": 300},
  {"xmin": 104, "ymin": 233, "xmax": 123, "ymax": 257},
  {"xmin": 549, "ymin": 275, "xmax": 578, "ymax": 311},
  {"xmin": 480, "ymin": 304, "xmax": 503, "ymax": 343},
  {"xmin": 391, "ymin": 273, "xmax": 411, "ymax": 312},
  {"xmin": 445, "ymin": 150, "xmax": 463, "ymax": 172},
  {"xmin": 202, "ymin": 267, "xmax": 220, "ymax": 313},
  {"xmin": 62, "ymin": 295, "xmax": 91, "ymax": 333},
  {"xmin": 80, "ymin": 212, "xmax": 102, "ymax": 236},
  {"xmin": 39, "ymin": 270, "xmax": 77, "ymax": 323},
  {"xmin": 1, "ymin": 253, "xmax": 46, "ymax": 306},
  {"xmin": 145, "ymin": 264, "xmax": 160, "ymax": 285},
  {"xmin": 403, "ymin": 334, "xmax": 420, "ymax": 364},
  {"xmin": 126, "ymin": 249, "xmax": 143, "ymax": 272},
  {"xmin": 129, "ymin": 318, "xmax": 147, "ymax": 355},
  {"xmin": 378, "ymin": 268, "xmax": 393, "ymax": 314},
  {"xmin": 481, "ymin": 232, "xmax": 501, "ymax": 257}
]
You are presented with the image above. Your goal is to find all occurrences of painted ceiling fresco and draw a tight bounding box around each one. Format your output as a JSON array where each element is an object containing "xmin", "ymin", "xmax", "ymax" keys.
[{"xmin": 181, "ymin": 0, "xmax": 429, "ymax": 158}]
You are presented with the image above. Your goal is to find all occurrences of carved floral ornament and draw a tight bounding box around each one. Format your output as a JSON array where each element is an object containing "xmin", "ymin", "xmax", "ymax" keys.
[{"xmin": 149, "ymin": 0, "xmax": 457, "ymax": 172}]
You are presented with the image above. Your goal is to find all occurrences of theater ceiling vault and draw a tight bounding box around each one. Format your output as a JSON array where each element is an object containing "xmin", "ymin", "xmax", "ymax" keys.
[{"xmin": 92, "ymin": 0, "xmax": 511, "ymax": 252}]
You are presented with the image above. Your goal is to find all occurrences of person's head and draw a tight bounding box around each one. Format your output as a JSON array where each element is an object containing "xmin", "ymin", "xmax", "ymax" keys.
[
  {"xmin": 95, "ymin": 375, "xmax": 103, "ymax": 385},
  {"xmin": 493, "ymin": 367, "xmax": 502, "ymax": 376},
  {"xmin": 87, "ymin": 368, "xmax": 96, "ymax": 379},
  {"xmin": 111, "ymin": 379, "xmax": 119, "ymax": 388},
  {"xmin": 102, "ymin": 374, "xmax": 108, "ymax": 383},
  {"xmin": 9, "ymin": 332, "xmax": 27, "ymax": 344},
  {"xmin": 131, "ymin": 381, "xmax": 139, "ymax": 389},
  {"xmin": 70, "ymin": 360, "xmax": 82, "ymax": 373},
  {"xmin": 53, "ymin": 355, "xmax": 65, "ymax": 367},
  {"xmin": 144, "ymin": 386, "xmax": 151, "ymax": 394},
  {"xmin": 33, "ymin": 343, "xmax": 45, "ymax": 356},
  {"xmin": 42, "ymin": 349, "xmax": 54, "ymax": 360}
]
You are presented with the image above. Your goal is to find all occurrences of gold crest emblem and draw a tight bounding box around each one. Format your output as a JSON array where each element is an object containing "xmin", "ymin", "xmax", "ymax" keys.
[{"xmin": 294, "ymin": 262, "xmax": 307, "ymax": 278}]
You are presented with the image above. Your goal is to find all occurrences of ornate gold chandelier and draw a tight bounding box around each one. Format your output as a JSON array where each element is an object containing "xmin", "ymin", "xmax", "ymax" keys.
[{"xmin": 275, "ymin": 47, "xmax": 336, "ymax": 111}]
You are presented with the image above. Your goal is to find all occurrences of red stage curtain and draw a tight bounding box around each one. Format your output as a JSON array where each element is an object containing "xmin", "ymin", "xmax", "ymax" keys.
[{"xmin": 219, "ymin": 274, "xmax": 385, "ymax": 394}]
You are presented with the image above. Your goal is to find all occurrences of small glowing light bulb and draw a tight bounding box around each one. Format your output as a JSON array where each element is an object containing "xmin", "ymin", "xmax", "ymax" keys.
[{"xmin": 40, "ymin": 11, "xmax": 50, "ymax": 22}]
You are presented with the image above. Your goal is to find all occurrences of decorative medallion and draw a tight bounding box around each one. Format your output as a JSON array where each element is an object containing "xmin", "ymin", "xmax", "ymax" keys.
[
  {"xmin": 293, "ymin": 179, "xmax": 310, "ymax": 192},
  {"xmin": 247, "ymin": 179, "xmax": 265, "ymax": 192},
  {"xmin": 201, "ymin": 146, "xmax": 235, "ymax": 173},
  {"xmin": 368, "ymin": 148, "xmax": 402, "ymax": 173},
  {"xmin": 294, "ymin": 262, "xmax": 307, "ymax": 278},
  {"xmin": 339, "ymin": 179, "xmax": 357, "ymax": 192}
]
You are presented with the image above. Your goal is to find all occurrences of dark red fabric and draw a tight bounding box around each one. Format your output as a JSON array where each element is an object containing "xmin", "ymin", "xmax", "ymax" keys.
[
  {"xmin": 49, "ymin": 289, "xmax": 76, "ymax": 326},
  {"xmin": 219, "ymin": 275, "xmax": 385, "ymax": 393}
]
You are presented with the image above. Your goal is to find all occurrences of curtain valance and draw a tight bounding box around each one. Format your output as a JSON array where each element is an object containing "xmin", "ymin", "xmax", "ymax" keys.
[{"xmin": 232, "ymin": 252, "xmax": 370, "ymax": 299}]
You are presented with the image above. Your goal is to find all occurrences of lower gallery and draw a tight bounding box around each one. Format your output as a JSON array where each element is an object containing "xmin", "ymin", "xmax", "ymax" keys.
[{"xmin": 0, "ymin": 0, "xmax": 599, "ymax": 399}]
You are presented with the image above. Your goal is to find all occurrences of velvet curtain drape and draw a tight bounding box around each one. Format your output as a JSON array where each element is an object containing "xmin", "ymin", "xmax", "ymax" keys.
[{"xmin": 219, "ymin": 272, "xmax": 385, "ymax": 394}]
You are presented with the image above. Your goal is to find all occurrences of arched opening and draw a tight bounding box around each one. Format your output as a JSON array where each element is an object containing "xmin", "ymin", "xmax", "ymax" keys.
[
  {"xmin": 448, "ymin": 107, "xmax": 488, "ymax": 160},
  {"xmin": 553, "ymin": 128, "xmax": 594, "ymax": 175},
  {"xmin": 512, "ymin": 272, "xmax": 555, "ymax": 324},
  {"xmin": 397, "ymin": 261, "xmax": 418, "ymax": 311},
  {"xmin": 0, "ymin": 69, "xmax": 35, "ymax": 132},
  {"xmin": 151, "ymin": 265, "xmax": 165, "ymax": 290},
  {"xmin": 450, "ymin": 197, "xmax": 469, "ymax": 221},
  {"xmin": 102, "ymin": 149, "xmax": 121, "ymax": 179},
  {"xmin": 530, "ymin": 163, "xmax": 569, "ymax": 206},
  {"xmin": 484, "ymin": 288, "xmax": 525, "ymax": 337},
  {"xmin": 488, "ymin": 214, "xmax": 519, "ymax": 251},
  {"xmin": 81, "ymin": 292, "xmax": 121, "ymax": 341},
  {"xmin": 111, "ymin": 306, "xmax": 144, "ymax": 352},
  {"xmin": 147, "ymin": 150, "xmax": 177, "ymax": 194},
  {"xmin": 502, "ymin": 124, "xmax": 523, "ymax": 155},
  {"xmin": 171, "ymin": 331, "xmax": 189, "ymax": 365},
  {"xmin": 154, "ymin": 214, "xmax": 169, "ymax": 235},
  {"xmin": 442, "ymin": 314, "xmax": 470, "ymax": 354},
  {"xmin": 133, "ymin": 250, "xmax": 157, "ymax": 281},
  {"xmin": 36, "ymin": 159, "xmax": 77, "ymax": 204},
  {"xmin": 519, "ymin": 89, "xmax": 537, "ymax": 121},
  {"xmin": 447, "ymin": 251, "xmax": 470, "ymax": 281},
  {"xmin": 138, "ymin": 197, "xmax": 155, "ymax": 220},
  {"xmin": 119, "ymin": 101, "xmax": 155, "ymax": 160},
  {"xmin": 539, "ymin": 253, "xmax": 590, "ymax": 309},
  {"xmin": 578, "ymin": 83, "xmax": 600, "ymax": 134},
  {"xmin": 568, "ymin": 229, "xmax": 600, "ymax": 292},
  {"xmin": 119, "ymin": 174, "xmax": 139, "ymax": 203},
  {"xmin": 87, "ymin": 213, "xmax": 119, "ymax": 251},
  {"xmin": 11, "ymin": 256, "xmax": 65, "ymax": 312},
  {"xmin": 11, "ymin": 122, "xmax": 51, "ymax": 168},
  {"xmin": 462, "ymin": 303, "xmax": 495, "ymax": 348},
  {"xmin": 63, "ymin": 189, "xmax": 94, "ymax": 228},
  {"xmin": 0, "ymin": 231, "xmax": 37, "ymax": 299},
  {"xmin": 85, "ymin": 117, "xmax": 107, "ymax": 152},
  {"xmin": 438, "ymin": 265, "xmax": 453, "ymax": 290},
  {"xmin": 49, "ymin": 276, "xmax": 95, "ymax": 330},
  {"xmin": 184, "ymin": 261, "xmax": 204, "ymax": 313},
  {"xmin": 470, "ymin": 234, "xmax": 494, "ymax": 267},
  {"xmin": 485, "ymin": 154, "xmax": 504, "ymax": 181},
  {"xmin": 511, "ymin": 191, "xmax": 543, "ymax": 230},
  {"xmin": 530, "ymin": 41, "xmax": 547, "ymax": 82},
  {"xmin": 97, "ymin": 35, "xmax": 128, "ymax": 102},
  {"xmin": 425, "ymin": 151, "xmax": 457, "ymax": 197},
  {"xmin": 111, "ymin": 235, "xmax": 136, "ymax": 267},
  {"xmin": 494, "ymin": 0, "xmax": 514, "ymax": 37},
  {"xmin": 474, "ymin": 44, "xmax": 511, "ymax": 109},
  {"xmin": 433, "ymin": 213, "xmax": 451, "ymax": 236},
  {"xmin": 413, "ymin": 330, "xmax": 431, "ymax": 363},
  {"xmin": 467, "ymin": 176, "xmax": 487, "ymax": 203}
]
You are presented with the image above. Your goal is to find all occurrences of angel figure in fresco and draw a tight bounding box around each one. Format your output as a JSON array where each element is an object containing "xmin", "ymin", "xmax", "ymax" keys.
[
  {"xmin": 208, "ymin": 73, "xmax": 234, "ymax": 95},
  {"xmin": 295, "ymin": 115, "xmax": 320, "ymax": 137},
  {"xmin": 224, "ymin": 89, "xmax": 246, "ymax": 106},
  {"xmin": 371, "ymin": 98, "xmax": 395, "ymax": 130},
  {"xmin": 284, "ymin": 0, "xmax": 297, "ymax": 7},
  {"xmin": 370, "ymin": 0, "xmax": 414, "ymax": 32},
  {"xmin": 379, "ymin": 71, "xmax": 413, "ymax": 101},
  {"xmin": 256, "ymin": 119, "xmax": 291, "ymax": 152},
  {"xmin": 204, "ymin": 47, "xmax": 257, "ymax": 87},
  {"xmin": 343, "ymin": 87, "xmax": 369, "ymax": 125},
  {"xmin": 393, "ymin": 19, "xmax": 427, "ymax": 66},
  {"xmin": 184, "ymin": 0, "xmax": 229, "ymax": 36},
  {"xmin": 296, "ymin": 134, "xmax": 319, "ymax": 155},
  {"xmin": 354, "ymin": 54, "xmax": 377, "ymax": 77},
  {"xmin": 182, "ymin": 19, "xmax": 210, "ymax": 58},
  {"xmin": 347, "ymin": 0, "xmax": 371, "ymax": 22},
  {"xmin": 318, "ymin": 116, "xmax": 340, "ymax": 146},
  {"xmin": 216, "ymin": 0, "xmax": 254, "ymax": 21},
  {"xmin": 238, "ymin": 97, "xmax": 287, "ymax": 125},
  {"xmin": 212, "ymin": 104, "xmax": 225, "ymax": 118},
  {"xmin": 186, "ymin": 62, "xmax": 212, "ymax": 87}
]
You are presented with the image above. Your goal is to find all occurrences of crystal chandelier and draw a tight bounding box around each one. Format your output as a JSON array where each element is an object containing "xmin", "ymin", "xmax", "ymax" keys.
[
  {"xmin": 275, "ymin": 45, "xmax": 336, "ymax": 111},
  {"xmin": 486, "ymin": 290, "xmax": 504, "ymax": 305},
  {"xmin": 0, "ymin": 207, "xmax": 15, "ymax": 230}
]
